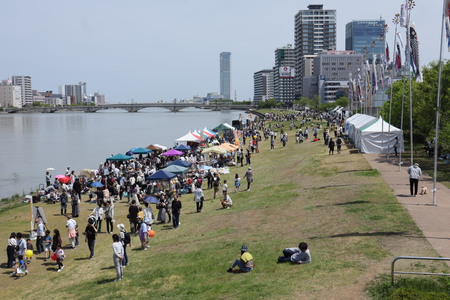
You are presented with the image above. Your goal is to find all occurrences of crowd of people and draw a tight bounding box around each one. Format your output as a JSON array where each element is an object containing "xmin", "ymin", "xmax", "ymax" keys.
[{"xmin": 5, "ymin": 110, "xmax": 341, "ymax": 280}]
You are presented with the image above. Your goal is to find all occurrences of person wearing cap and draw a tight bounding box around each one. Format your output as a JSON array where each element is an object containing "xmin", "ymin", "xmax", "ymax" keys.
[
  {"xmin": 227, "ymin": 245, "xmax": 254, "ymax": 273},
  {"xmin": 243, "ymin": 167, "xmax": 253, "ymax": 191},
  {"xmin": 139, "ymin": 218, "xmax": 150, "ymax": 250},
  {"xmin": 117, "ymin": 224, "xmax": 129, "ymax": 267},
  {"xmin": 407, "ymin": 163, "xmax": 422, "ymax": 197}
]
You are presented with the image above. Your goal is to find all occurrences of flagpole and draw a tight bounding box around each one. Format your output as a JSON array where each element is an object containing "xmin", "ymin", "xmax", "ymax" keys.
[
  {"xmin": 433, "ymin": 0, "xmax": 446, "ymax": 206},
  {"xmin": 406, "ymin": 0, "xmax": 415, "ymax": 166},
  {"xmin": 389, "ymin": 15, "xmax": 400, "ymax": 162}
]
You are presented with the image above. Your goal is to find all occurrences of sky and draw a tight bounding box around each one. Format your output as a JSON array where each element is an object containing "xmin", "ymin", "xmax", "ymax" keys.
[{"xmin": 0, "ymin": 0, "xmax": 447, "ymax": 103}]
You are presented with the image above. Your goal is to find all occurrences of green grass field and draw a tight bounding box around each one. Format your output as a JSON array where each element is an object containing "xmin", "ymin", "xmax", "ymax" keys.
[{"xmin": 0, "ymin": 115, "xmax": 447, "ymax": 299}]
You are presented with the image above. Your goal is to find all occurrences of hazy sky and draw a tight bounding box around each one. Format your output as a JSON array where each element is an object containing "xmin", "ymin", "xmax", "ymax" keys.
[{"xmin": 0, "ymin": 1, "xmax": 446, "ymax": 103}]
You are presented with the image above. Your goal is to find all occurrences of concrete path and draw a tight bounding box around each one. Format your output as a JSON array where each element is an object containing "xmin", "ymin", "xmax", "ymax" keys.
[{"xmin": 364, "ymin": 154, "xmax": 450, "ymax": 259}]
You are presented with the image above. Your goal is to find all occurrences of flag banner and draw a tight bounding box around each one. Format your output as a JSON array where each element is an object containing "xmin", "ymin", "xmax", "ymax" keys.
[
  {"xmin": 400, "ymin": 4, "xmax": 406, "ymax": 27},
  {"xmin": 396, "ymin": 43, "xmax": 402, "ymax": 70},
  {"xmin": 445, "ymin": 0, "xmax": 450, "ymax": 51},
  {"xmin": 396, "ymin": 32, "xmax": 404, "ymax": 48},
  {"xmin": 409, "ymin": 24, "xmax": 421, "ymax": 79},
  {"xmin": 386, "ymin": 43, "xmax": 390, "ymax": 64},
  {"xmin": 372, "ymin": 54, "xmax": 378, "ymax": 93}
]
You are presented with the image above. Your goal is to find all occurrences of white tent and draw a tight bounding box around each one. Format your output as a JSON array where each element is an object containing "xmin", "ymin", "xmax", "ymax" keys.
[
  {"xmin": 359, "ymin": 117, "xmax": 404, "ymax": 154},
  {"xmin": 174, "ymin": 131, "xmax": 201, "ymax": 143},
  {"xmin": 346, "ymin": 114, "xmax": 377, "ymax": 145}
]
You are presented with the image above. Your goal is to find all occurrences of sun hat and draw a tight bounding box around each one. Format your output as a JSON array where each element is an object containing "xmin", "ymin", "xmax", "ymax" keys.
[
  {"xmin": 240, "ymin": 244, "xmax": 248, "ymax": 252},
  {"xmin": 117, "ymin": 224, "xmax": 125, "ymax": 231}
]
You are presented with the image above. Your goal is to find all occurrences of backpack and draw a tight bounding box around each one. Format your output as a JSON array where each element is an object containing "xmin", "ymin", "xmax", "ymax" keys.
[{"xmin": 124, "ymin": 232, "xmax": 131, "ymax": 245}]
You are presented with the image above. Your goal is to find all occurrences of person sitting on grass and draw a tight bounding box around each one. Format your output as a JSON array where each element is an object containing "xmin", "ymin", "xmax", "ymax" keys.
[
  {"xmin": 227, "ymin": 245, "xmax": 254, "ymax": 273},
  {"xmin": 277, "ymin": 242, "xmax": 311, "ymax": 264},
  {"xmin": 11, "ymin": 255, "xmax": 27, "ymax": 277}
]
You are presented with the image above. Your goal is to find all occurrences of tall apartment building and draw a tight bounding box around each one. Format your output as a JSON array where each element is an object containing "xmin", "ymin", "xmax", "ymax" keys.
[
  {"xmin": 253, "ymin": 69, "xmax": 274, "ymax": 103},
  {"xmin": 309, "ymin": 50, "xmax": 363, "ymax": 102},
  {"xmin": 12, "ymin": 75, "xmax": 32, "ymax": 106},
  {"xmin": 59, "ymin": 84, "xmax": 83, "ymax": 105},
  {"xmin": 273, "ymin": 44, "xmax": 296, "ymax": 103},
  {"xmin": 220, "ymin": 52, "xmax": 231, "ymax": 100},
  {"xmin": 294, "ymin": 4, "xmax": 336, "ymax": 99},
  {"xmin": 345, "ymin": 20, "xmax": 386, "ymax": 63},
  {"xmin": 0, "ymin": 81, "xmax": 22, "ymax": 108}
]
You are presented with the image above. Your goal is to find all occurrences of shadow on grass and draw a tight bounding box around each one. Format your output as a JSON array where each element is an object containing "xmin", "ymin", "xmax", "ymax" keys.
[
  {"xmin": 0, "ymin": 263, "xmax": 9, "ymax": 268},
  {"xmin": 46, "ymin": 267, "xmax": 57, "ymax": 272},
  {"xmin": 334, "ymin": 200, "xmax": 370, "ymax": 206},
  {"xmin": 74, "ymin": 257, "xmax": 90, "ymax": 261},
  {"xmin": 311, "ymin": 231, "xmax": 407, "ymax": 239},
  {"xmin": 100, "ymin": 266, "xmax": 115, "ymax": 270},
  {"xmin": 96, "ymin": 278, "xmax": 116, "ymax": 284},
  {"xmin": 306, "ymin": 184, "xmax": 354, "ymax": 190}
]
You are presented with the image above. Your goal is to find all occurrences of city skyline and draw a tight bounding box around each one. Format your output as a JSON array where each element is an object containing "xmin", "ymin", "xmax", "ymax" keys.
[{"xmin": 0, "ymin": 1, "xmax": 446, "ymax": 103}]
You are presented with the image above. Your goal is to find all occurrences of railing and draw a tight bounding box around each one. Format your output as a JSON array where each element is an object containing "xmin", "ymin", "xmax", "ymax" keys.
[{"xmin": 391, "ymin": 256, "xmax": 450, "ymax": 286}]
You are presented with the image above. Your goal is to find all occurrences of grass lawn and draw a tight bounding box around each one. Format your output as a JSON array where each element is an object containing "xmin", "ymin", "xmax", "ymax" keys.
[{"xmin": 0, "ymin": 115, "xmax": 446, "ymax": 299}]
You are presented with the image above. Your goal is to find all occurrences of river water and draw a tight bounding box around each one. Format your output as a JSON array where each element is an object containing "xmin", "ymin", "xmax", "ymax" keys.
[{"xmin": 0, "ymin": 108, "xmax": 244, "ymax": 199}]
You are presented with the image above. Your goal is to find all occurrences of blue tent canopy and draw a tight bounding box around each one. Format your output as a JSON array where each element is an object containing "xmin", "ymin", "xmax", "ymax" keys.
[
  {"xmin": 174, "ymin": 144, "xmax": 191, "ymax": 151},
  {"xmin": 106, "ymin": 153, "xmax": 133, "ymax": 161},
  {"xmin": 167, "ymin": 159, "xmax": 192, "ymax": 168},
  {"xmin": 130, "ymin": 147, "xmax": 152, "ymax": 154},
  {"xmin": 146, "ymin": 170, "xmax": 177, "ymax": 181},
  {"xmin": 162, "ymin": 165, "xmax": 189, "ymax": 174}
]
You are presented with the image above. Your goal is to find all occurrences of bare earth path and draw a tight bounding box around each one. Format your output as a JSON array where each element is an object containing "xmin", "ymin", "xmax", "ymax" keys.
[{"xmin": 364, "ymin": 154, "xmax": 450, "ymax": 260}]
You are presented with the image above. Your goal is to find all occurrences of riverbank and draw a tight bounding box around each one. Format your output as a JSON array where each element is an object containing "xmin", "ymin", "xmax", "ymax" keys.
[{"xmin": 0, "ymin": 113, "xmax": 446, "ymax": 299}]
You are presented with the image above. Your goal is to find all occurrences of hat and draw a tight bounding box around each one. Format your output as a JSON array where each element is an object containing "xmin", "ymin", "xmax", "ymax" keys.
[
  {"xmin": 248, "ymin": 167, "xmax": 251, "ymax": 170},
  {"xmin": 117, "ymin": 224, "xmax": 125, "ymax": 231},
  {"xmin": 240, "ymin": 244, "xmax": 248, "ymax": 252},
  {"xmin": 144, "ymin": 218, "xmax": 151, "ymax": 224},
  {"xmin": 414, "ymin": 163, "xmax": 419, "ymax": 167}
]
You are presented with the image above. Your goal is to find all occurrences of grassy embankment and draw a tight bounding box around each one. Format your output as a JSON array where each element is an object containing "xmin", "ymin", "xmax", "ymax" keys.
[{"xmin": 0, "ymin": 113, "xmax": 447, "ymax": 299}]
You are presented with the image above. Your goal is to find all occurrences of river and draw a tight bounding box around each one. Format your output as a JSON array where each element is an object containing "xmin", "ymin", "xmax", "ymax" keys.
[{"xmin": 0, "ymin": 108, "xmax": 244, "ymax": 199}]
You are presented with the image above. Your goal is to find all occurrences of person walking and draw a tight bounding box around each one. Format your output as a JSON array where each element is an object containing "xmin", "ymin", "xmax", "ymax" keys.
[
  {"xmin": 36, "ymin": 218, "xmax": 45, "ymax": 254},
  {"xmin": 234, "ymin": 174, "xmax": 241, "ymax": 193},
  {"xmin": 55, "ymin": 244, "xmax": 65, "ymax": 272},
  {"xmin": 394, "ymin": 137, "xmax": 400, "ymax": 156},
  {"xmin": 243, "ymin": 167, "xmax": 253, "ymax": 191},
  {"xmin": 66, "ymin": 215, "xmax": 77, "ymax": 249},
  {"xmin": 85, "ymin": 218, "xmax": 97, "ymax": 259},
  {"xmin": 128, "ymin": 200, "xmax": 139, "ymax": 233},
  {"xmin": 118, "ymin": 224, "xmax": 129, "ymax": 267},
  {"xmin": 172, "ymin": 196, "xmax": 182, "ymax": 229},
  {"xmin": 328, "ymin": 138, "xmax": 335, "ymax": 155},
  {"xmin": 6, "ymin": 232, "xmax": 17, "ymax": 268},
  {"xmin": 51, "ymin": 229, "xmax": 62, "ymax": 255},
  {"xmin": 92, "ymin": 203, "xmax": 104, "ymax": 233},
  {"xmin": 112, "ymin": 234, "xmax": 124, "ymax": 281},
  {"xmin": 194, "ymin": 184, "xmax": 204, "ymax": 213},
  {"xmin": 71, "ymin": 191, "xmax": 80, "ymax": 218},
  {"xmin": 60, "ymin": 191, "xmax": 68, "ymax": 215},
  {"xmin": 408, "ymin": 163, "xmax": 422, "ymax": 197},
  {"xmin": 104, "ymin": 201, "xmax": 114, "ymax": 234}
]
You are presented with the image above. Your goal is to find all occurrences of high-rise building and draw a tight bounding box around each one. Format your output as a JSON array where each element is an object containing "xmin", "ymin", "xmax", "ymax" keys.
[
  {"xmin": 0, "ymin": 81, "xmax": 22, "ymax": 108},
  {"xmin": 273, "ymin": 44, "xmax": 296, "ymax": 103},
  {"xmin": 294, "ymin": 4, "xmax": 337, "ymax": 99},
  {"xmin": 12, "ymin": 75, "xmax": 32, "ymax": 106},
  {"xmin": 345, "ymin": 20, "xmax": 386, "ymax": 63},
  {"xmin": 220, "ymin": 52, "xmax": 231, "ymax": 100},
  {"xmin": 59, "ymin": 84, "xmax": 83, "ymax": 105},
  {"xmin": 253, "ymin": 69, "xmax": 274, "ymax": 103},
  {"xmin": 303, "ymin": 50, "xmax": 363, "ymax": 102}
]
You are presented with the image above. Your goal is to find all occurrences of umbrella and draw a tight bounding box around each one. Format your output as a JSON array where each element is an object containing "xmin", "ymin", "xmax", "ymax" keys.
[
  {"xmin": 146, "ymin": 144, "xmax": 162, "ymax": 151},
  {"xmin": 162, "ymin": 149, "xmax": 184, "ymax": 156},
  {"xmin": 219, "ymin": 143, "xmax": 238, "ymax": 151},
  {"xmin": 143, "ymin": 195, "xmax": 159, "ymax": 204},
  {"xmin": 199, "ymin": 165, "xmax": 212, "ymax": 170},
  {"xmin": 174, "ymin": 144, "xmax": 191, "ymax": 151},
  {"xmin": 55, "ymin": 174, "xmax": 66, "ymax": 179},
  {"xmin": 58, "ymin": 176, "xmax": 70, "ymax": 184},
  {"xmin": 202, "ymin": 146, "xmax": 228, "ymax": 155},
  {"xmin": 46, "ymin": 167, "xmax": 55, "ymax": 171},
  {"xmin": 146, "ymin": 170, "xmax": 177, "ymax": 181},
  {"xmin": 162, "ymin": 165, "xmax": 188, "ymax": 175},
  {"xmin": 90, "ymin": 181, "xmax": 104, "ymax": 188},
  {"xmin": 168, "ymin": 159, "xmax": 192, "ymax": 168},
  {"xmin": 153, "ymin": 144, "xmax": 168, "ymax": 150},
  {"xmin": 130, "ymin": 147, "xmax": 152, "ymax": 154},
  {"xmin": 106, "ymin": 153, "xmax": 133, "ymax": 161}
]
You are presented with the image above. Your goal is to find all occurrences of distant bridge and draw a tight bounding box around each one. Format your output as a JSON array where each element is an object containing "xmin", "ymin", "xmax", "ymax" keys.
[{"xmin": 3, "ymin": 103, "xmax": 256, "ymax": 113}]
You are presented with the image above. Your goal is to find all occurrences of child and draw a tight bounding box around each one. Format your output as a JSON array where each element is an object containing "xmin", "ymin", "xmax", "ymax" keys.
[
  {"xmin": 234, "ymin": 174, "xmax": 241, "ymax": 192},
  {"xmin": 222, "ymin": 179, "xmax": 228, "ymax": 195},
  {"xmin": 278, "ymin": 242, "xmax": 311, "ymax": 264},
  {"xmin": 55, "ymin": 244, "xmax": 65, "ymax": 272},
  {"xmin": 26, "ymin": 239, "xmax": 34, "ymax": 264},
  {"xmin": 43, "ymin": 230, "xmax": 52, "ymax": 261},
  {"xmin": 11, "ymin": 255, "xmax": 27, "ymax": 277}
]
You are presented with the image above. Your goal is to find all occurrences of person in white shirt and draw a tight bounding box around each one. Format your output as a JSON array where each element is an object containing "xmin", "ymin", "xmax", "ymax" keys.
[
  {"xmin": 112, "ymin": 234, "xmax": 124, "ymax": 281},
  {"xmin": 7, "ymin": 232, "xmax": 17, "ymax": 268},
  {"xmin": 66, "ymin": 215, "xmax": 77, "ymax": 249},
  {"xmin": 36, "ymin": 218, "xmax": 45, "ymax": 253}
]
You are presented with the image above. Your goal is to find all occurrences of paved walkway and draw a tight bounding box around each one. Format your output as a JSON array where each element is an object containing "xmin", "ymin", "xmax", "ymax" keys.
[{"xmin": 364, "ymin": 154, "xmax": 450, "ymax": 259}]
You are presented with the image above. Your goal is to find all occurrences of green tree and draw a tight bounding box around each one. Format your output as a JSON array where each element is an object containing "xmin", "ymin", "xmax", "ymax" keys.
[{"xmin": 335, "ymin": 97, "xmax": 349, "ymax": 108}]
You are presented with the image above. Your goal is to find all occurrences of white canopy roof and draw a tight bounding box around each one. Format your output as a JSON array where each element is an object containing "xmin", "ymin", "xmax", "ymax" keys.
[
  {"xmin": 361, "ymin": 117, "xmax": 402, "ymax": 133},
  {"xmin": 175, "ymin": 131, "xmax": 201, "ymax": 143}
]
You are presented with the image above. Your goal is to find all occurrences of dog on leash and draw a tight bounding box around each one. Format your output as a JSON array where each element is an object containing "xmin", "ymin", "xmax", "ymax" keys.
[{"xmin": 420, "ymin": 185, "xmax": 428, "ymax": 195}]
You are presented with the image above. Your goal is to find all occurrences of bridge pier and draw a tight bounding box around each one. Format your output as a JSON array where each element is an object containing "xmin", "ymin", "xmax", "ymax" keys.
[{"xmin": 84, "ymin": 107, "xmax": 100, "ymax": 113}]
